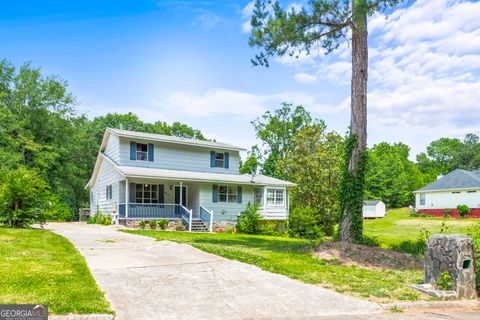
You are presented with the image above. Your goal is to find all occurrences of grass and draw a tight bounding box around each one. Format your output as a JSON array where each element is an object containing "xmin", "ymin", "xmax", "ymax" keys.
[
  {"xmin": 124, "ymin": 229, "xmax": 423, "ymax": 302},
  {"xmin": 364, "ymin": 207, "xmax": 478, "ymax": 249},
  {"xmin": 0, "ymin": 227, "xmax": 112, "ymax": 315}
]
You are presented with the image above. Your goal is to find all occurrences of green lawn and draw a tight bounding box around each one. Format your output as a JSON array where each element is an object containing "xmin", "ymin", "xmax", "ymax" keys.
[
  {"xmin": 124, "ymin": 229, "xmax": 423, "ymax": 302},
  {"xmin": 0, "ymin": 227, "xmax": 112, "ymax": 315},
  {"xmin": 364, "ymin": 207, "xmax": 478, "ymax": 249}
]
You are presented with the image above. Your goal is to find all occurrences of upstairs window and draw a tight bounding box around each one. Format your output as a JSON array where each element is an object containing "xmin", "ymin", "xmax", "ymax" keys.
[
  {"xmin": 419, "ymin": 193, "xmax": 425, "ymax": 205},
  {"xmin": 136, "ymin": 143, "xmax": 148, "ymax": 161},
  {"xmin": 267, "ymin": 189, "xmax": 284, "ymax": 206},
  {"xmin": 210, "ymin": 151, "xmax": 229, "ymax": 168}
]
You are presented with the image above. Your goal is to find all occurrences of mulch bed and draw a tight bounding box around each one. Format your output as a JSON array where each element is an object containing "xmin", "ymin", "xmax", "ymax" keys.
[{"xmin": 314, "ymin": 241, "xmax": 423, "ymax": 270}]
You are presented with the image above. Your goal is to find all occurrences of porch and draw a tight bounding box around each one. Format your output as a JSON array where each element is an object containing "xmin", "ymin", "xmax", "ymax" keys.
[{"xmin": 117, "ymin": 179, "xmax": 213, "ymax": 231}]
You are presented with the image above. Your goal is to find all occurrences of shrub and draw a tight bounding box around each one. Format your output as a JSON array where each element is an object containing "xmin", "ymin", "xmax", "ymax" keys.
[
  {"xmin": 288, "ymin": 206, "xmax": 325, "ymax": 240},
  {"xmin": 237, "ymin": 203, "xmax": 262, "ymax": 234},
  {"xmin": 149, "ymin": 220, "xmax": 157, "ymax": 230},
  {"xmin": 86, "ymin": 216, "xmax": 96, "ymax": 224},
  {"xmin": 0, "ymin": 167, "xmax": 54, "ymax": 227},
  {"xmin": 443, "ymin": 208, "xmax": 451, "ymax": 218},
  {"xmin": 457, "ymin": 204, "xmax": 470, "ymax": 218},
  {"xmin": 436, "ymin": 272, "xmax": 453, "ymax": 290},
  {"xmin": 158, "ymin": 219, "xmax": 168, "ymax": 230},
  {"xmin": 174, "ymin": 220, "xmax": 185, "ymax": 231},
  {"xmin": 102, "ymin": 214, "xmax": 112, "ymax": 225},
  {"xmin": 139, "ymin": 220, "xmax": 146, "ymax": 230},
  {"xmin": 225, "ymin": 225, "xmax": 235, "ymax": 234},
  {"xmin": 468, "ymin": 223, "xmax": 480, "ymax": 290},
  {"xmin": 49, "ymin": 201, "xmax": 74, "ymax": 222}
]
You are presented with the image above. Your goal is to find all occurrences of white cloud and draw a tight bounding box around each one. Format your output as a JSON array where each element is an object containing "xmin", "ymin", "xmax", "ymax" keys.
[
  {"xmin": 272, "ymin": 0, "xmax": 480, "ymax": 153},
  {"xmin": 294, "ymin": 72, "xmax": 317, "ymax": 83},
  {"xmin": 193, "ymin": 10, "xmax": 221, "ymax": 30},
  {"xmin": 240, "ymin": 1, "xmax": 256, "ymax": 33}
]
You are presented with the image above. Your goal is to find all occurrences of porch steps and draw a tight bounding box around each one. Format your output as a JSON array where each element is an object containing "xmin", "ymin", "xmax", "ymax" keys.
[{"xmin": 190, "ymin": 218, "xmax": 209, "ymax": 232}]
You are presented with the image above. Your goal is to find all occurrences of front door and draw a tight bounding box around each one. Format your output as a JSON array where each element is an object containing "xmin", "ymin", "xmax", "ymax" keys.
[{"xmin": 174, "ymin": 186, "xmax": 187, "ymax": 207}]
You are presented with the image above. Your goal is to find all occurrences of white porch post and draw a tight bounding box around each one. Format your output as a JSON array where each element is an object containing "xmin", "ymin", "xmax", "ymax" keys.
[
  {"xmin": 189, "ymin": 209, "xmax": 193, "ymax": 232},
  {"xmin": 125, "ymin": 178, "xmax": 129, "ymax": 219},
  {"xmin": 209, "ymin": 210, "xmax": 213, "ymax": 232}
]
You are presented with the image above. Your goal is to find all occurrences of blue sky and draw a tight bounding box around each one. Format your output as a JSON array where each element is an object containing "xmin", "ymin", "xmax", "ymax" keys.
[{"xmin": 2, "ymin": 0, "xmax": 480, "ymax": 159}]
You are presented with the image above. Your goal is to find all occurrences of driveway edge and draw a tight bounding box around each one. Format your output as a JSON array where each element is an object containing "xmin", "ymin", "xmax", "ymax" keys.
[{"xmin": 382, "ymin": 300, "xmax": 479, "ymax": 311}]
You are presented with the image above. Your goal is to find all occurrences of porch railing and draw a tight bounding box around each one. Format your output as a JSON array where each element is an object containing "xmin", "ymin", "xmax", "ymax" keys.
[
  {"xmin": 118, "ymin": 203, "xmax": 186, "ymax": 219},
  {"xmin": 200, "ymin": 206, "xmax": 213, "ymax": 232},
  {"xmin": 179, "ymin": 205, "xmax": 193, "ymax": 232}
]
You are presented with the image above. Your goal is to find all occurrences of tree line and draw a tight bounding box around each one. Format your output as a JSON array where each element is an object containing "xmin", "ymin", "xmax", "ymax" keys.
[
  {"xmin": 0, "ymin": 60, "xmax": 204, "ymax": 224},
  {"xmin": 1, "ymin": 60, "xmax": 478, "ymax": 231},
  {"xmin": 242, "ymin": 103, "xmax": 480, "ymax": 235}
]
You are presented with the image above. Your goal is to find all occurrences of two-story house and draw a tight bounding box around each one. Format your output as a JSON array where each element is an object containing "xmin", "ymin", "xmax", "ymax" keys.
[{"xmin": 87, "ymin": 128, "xmax": 295, "ymax": 231}]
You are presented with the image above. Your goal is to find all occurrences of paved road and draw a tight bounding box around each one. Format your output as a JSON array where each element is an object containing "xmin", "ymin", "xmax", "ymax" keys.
[{"xmin": 47, "ymin": 223, "xmax": 382, "ymax": 320}]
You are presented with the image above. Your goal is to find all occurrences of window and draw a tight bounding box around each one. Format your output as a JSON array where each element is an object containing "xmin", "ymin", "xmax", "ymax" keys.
[
  {"xmin": 467, "ymin": 190, "xmax": 477, "ymax": 193},
  {"xmin": 105, "ymin": 185, "xmax": 113, "ymax": 200},
  {"xmin": 419, "ymin": 193, "xmax": 425, "ymax": 205},
  {"xmin": 452, "ymin": 191, "xmax": 461, "ymax": 194},
  {"xmin": 135, "ymin": 184, "xmax": 158, "ymax": 203},
  {"xmin": 215, "ymin": 152, "xmax": 224, "ymax": 168},
  {"xmin": 254, "ymin": 188, "xmax": 264, "ymax": 207},
  {"xmin": 267, "ymin": 189, "xmax": 284, "ymax": 206},
  {"xmin": 218, "ymin": 185, "xmax": 237, "ymax": 203},
  {"xmin": 136, "ymin": 143, "xmax": 148, "ymax": 161}
]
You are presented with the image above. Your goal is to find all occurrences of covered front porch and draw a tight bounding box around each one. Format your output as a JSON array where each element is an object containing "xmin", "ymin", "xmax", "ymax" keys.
[{"xmin": 117, "ymin": 178, "xmax": 213, "ymax": 231}]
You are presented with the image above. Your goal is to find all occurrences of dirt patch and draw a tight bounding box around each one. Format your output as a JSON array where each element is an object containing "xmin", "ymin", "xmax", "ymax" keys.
[{"xmin": 314, "ymin": 242, "xmax": 422, "ymax": 270}]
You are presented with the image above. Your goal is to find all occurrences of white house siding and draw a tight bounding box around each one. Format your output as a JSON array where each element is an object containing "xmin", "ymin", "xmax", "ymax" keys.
[
  {"xmin": 104, "ymin": 134, "xmax": 120, "ymax": 163},
  {"xmin": 198, "ymin": 183, "xmax": 254, "ymax": 222},
  {"xmin": 117, "ymin": 137, "xmax": 241, "ymax": 174},
  {"xmin": 91, "ymin": 158, "xmax": 120, "ymax": 216},
  {"xmin": 415, "ymin": 190, "xmax": 480, "ymax": 209}
]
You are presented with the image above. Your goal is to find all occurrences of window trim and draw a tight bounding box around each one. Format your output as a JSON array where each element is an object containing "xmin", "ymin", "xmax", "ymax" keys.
[
  {"xmin": 134, "ymin": 183, "xmax": 159, "ymax": 204},
  {"xmin": 214, "ymin": 152, "xmax": 224, "ymax": 168},
  {"xmin": 254, "ymin": 188, "xmax": 264, "ymax": 207},
  {"xmin": 218, "ymin": 185, "xmax": 237, "ymax": 203},
  {"xmin": 266, "ymin": 188, "xmax": 285, "ymax": 207},
  {"xmin": 136, "ymin": 143, "xmax": 148, "ymax": 162}
]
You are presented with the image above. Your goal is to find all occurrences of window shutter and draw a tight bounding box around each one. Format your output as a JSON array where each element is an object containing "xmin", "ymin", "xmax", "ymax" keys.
[
  {"xmin": 224, "ymin": 152, "xmax": 229, "ymax": 169},
  {"xmin": 237, "ymin": 186, "xmax": 242, "ymax": 203},
  {"xmin": 129, "ymin": 183, "xmax": 136, "ymax": 203},
  {"xmin": 158, "ymin": 184, "xmax": 164, "ymax": 203},
  {"xmin": 130, "ymin": 142, "xmax": 136, "ymax": 160},
  {"xmin": 148, "ymin": 143, "xmax": 154, "ymax": 162},
  {"xmin": 106, "ymin": 186, "xmax": 109, "ymax": 199},
  {"xmin": 212, "ymin": 184, "xmax": 218, "ymax": 203},
  {"xmin": 210, "ymin": 151, "xmax": 216, "ymax": 167}
]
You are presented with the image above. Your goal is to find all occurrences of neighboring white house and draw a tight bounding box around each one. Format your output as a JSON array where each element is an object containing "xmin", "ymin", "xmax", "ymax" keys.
[
  {"xmin": 413, "ymin": 169, "xmax": 480, "ymax": 217},
  {"xmin": 86, "ymin": 128, "xmax": 295, "ymax": 231},
  {"xmin": 362, "ymin": 200, "xmax": 386, "ymax": 218}
]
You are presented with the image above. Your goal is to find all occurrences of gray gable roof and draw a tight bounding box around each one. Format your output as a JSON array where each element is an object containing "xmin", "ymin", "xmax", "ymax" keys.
[
  {"xmin": 415, "ymin": 169, "xmax": 480, "ymax": 192},
  {"xmin": 107, "ymin": 128, "xmax": 246, "ymax": 151}
]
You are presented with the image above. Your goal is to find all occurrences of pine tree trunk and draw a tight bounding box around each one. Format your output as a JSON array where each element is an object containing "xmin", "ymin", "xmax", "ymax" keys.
[{"xmin": 339, "ymin": 1, "xmax": 368, "ymax": 242}]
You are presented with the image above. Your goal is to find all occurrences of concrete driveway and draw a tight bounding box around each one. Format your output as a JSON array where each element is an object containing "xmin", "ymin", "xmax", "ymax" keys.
[{"xmin": 48, "ymin": 223, "xmax": 381, "ymax": 320}]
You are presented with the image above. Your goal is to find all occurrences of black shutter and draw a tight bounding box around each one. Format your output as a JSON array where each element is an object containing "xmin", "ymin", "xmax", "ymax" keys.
[
  {"xmin": 237, "ymin": 186, "xmax": 242, "ymax": 203},
  {"xmin": 224, "ymin": 152, "xmax": 229, "ymax": 169},
  {"xmin": 158, "ymin": 184, "xmax": 164, "ymax": 203},
  {"xmin": 130, "ymin": 142, "xmax": 136, "ymax": 160},
  {"xmin": 210, "ymin": 151, "xmax": 216, "ymax": 167},
  {"xmin": 212, "ymin": 184, "xmax": 218, "ymax": 203},
  {"xmin": 129, "ymin": 183, "xmax": 136, "ymax": 203},
  {"xmin": 148, "ymin": 143, "xmax": 154, "ymax": 162}
]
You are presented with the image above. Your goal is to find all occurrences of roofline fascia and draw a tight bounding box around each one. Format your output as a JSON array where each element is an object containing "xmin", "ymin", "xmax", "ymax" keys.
[
  {"xmin": 118, "ymin": 173, "xmax": 295, "ymax": 187},
  {"xmin": 413, "ymin": 187, "xmax": 480, "ymax": 193}
]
